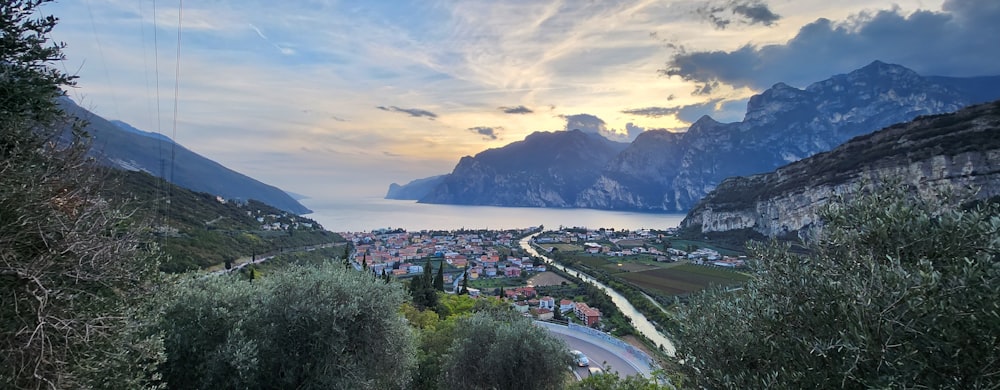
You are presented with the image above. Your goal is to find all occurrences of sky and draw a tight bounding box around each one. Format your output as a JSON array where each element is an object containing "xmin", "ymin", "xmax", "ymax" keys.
[{"xmin": 43, "ymin": 0, "xmax": 1000, "ymax": 201}]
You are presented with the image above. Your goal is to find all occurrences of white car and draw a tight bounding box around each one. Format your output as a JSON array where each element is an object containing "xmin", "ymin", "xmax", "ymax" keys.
[{"xmin": 570, "ymin": 350, "xmax": 589, "ymax": 367}]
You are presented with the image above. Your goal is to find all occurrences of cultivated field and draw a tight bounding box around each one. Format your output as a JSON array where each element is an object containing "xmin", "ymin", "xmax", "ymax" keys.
[
  {"xmin": 619, "ymin": 264, "xmax": 749, "ymax": 296},
  {"xmin": 526, "ymin": 271, "xmax": 571, "ymax": 287}
]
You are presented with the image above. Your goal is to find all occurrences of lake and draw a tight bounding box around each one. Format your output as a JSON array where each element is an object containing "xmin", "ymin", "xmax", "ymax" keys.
[{"xmin": 301, "ymin": 197, "xmax": 686, "ymax": 232}]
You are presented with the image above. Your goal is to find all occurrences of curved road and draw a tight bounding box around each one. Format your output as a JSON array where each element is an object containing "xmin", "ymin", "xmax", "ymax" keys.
[
  {"xmin": 554, "ymin": 331, "xmax": 640, "ymax": 379},
  {"xmin": 536, "ymin": 322, "xmax": 651, "ymax": 380}
]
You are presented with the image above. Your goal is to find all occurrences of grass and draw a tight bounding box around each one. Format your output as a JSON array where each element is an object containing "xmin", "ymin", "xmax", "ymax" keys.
[
  {"xmin": 618, "ymin": 263, "xmax": 749, "ymax": 296},
  {"xmin": 665, "ymin": 238, "xmax": 746, "ymax": 256},
  {"xmin": 469, "ymin": 277, "xmax": 528, "ymax": 289},
  {"xmin": 549, "ymin": 243, "xmax": 583, "ymax": 252}
]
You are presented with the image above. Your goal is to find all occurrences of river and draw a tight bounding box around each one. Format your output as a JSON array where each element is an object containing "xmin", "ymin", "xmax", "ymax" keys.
[{"xmin": 520, "ymin": 233, "xmax": 677, "ymax": 356}]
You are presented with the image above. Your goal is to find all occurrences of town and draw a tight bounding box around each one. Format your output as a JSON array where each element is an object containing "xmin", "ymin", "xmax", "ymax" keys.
[{"xmin": 339, "ymin": 226, "xmax": 748, "ymax": 330}]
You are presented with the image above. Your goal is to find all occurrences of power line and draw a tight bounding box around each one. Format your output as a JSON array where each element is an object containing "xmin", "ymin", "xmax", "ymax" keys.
[{"xmin": 169, "ymin": 0, "xmax": 183, "ymax": 188}]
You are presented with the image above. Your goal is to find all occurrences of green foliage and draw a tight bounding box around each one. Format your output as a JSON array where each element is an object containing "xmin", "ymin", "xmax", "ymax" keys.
[
  {"xmin": 568, "ymin": 371, "xmax": 672, "ymax": 390},
  {"xmin": 434, "ymin": 261, "xmax": 445, "ymax": 291},
  {"xmin": 157, "ymin": 263, "xmax": 417, "ymax": 389},
  {"xmin": 111, "ymin": 171, "xmax": 342, "ymax": 272},
  {"xmin": 440, "ymin": 310, "xmax": 572, "ymax": 390},
  {"xmin": 677, "ymin": 183, "xmax": 1000, "ymax": 389},
  {"xmin": 0, "ymin": 0, "xmax": 76, "ymax": 126},
  {"xmin": 1, "ymin": 2, "xmax": 164, "ymax": 388}
]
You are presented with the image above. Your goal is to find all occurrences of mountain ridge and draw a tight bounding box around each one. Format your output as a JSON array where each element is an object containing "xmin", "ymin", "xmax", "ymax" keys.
[
  {"xmin": 679, "ymin": 100, "xmax": 1000, "ymax": 238},
  {"xmin": 392, "ymin": 61, "xmax": 1000, "ymax": 212},
  {"xmin": 60, "ymin": 98, "xmax": 312, "ymax": 214}
]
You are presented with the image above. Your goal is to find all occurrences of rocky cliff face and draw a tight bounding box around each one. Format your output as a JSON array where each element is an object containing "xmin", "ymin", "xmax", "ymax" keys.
[
  {"xmin": 578, "ymin": 61, "xmax": 990, "ymax": 212},
  {"xmin": 418, "ymin": 130, "xmax": 627, "ymax": 207},
  {"xmin": 385, "ymin": 175, "xmax": 447, "ymax": 200},
  {"xmin": 680, "ymin": 101, "xmax": 1000, "ymax": 238}
]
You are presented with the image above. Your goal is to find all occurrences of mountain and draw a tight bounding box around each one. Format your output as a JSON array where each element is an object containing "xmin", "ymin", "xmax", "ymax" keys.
[
  {"xmin": 60, "ymin": 99, "xmax": 312, "ymax": 214},
  {"xmin": 577, "ymin": 61, "xmax": 1000, "ymax": 212},
  {"xmin": 393, "ymin": 61, "xmax": 1000, "ymax": 212},
  {"xmin": 386, "ymin": 174, "xmax": 447, "ymax": 200},
  {"xmin": 573, "ymin": 129, "xmax": 686, "ymax": 210},
  {"xmin": 679, "ymin": 100, "xmax": 1000, "ymax": 238},
  {"xmin": 418, "ymin": 130, "xmax": 628, "ymax": 207}
]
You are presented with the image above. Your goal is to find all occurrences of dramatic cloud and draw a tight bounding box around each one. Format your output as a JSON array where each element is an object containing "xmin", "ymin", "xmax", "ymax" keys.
[
  {"xmin": 695, "ymin": 0, "xmax": 781, "ymax": 29},
  {"xmin": 664, "ymin": 0, "xmax": 1000, "ymax": 93},
  {"xmin": 467, "ymin": 126, "xmax": 502, "ymax": 140},
  {"xmin": 563, "ymin": 114, "xmax": 607, "ymax": 134},
  {"xmin": 563, "ymin": 114, "xmax": 647, "ymax": 142},
  {"xmin": 376, "ymin": 106, "xmax": 438, "ymax": 119},
  {"xmin": 500, "ymin": 105, "xmax": 534, "ymax": 114}
]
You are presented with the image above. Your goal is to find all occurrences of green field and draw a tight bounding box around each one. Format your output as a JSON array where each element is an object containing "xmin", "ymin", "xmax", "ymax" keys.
[
  {"xmin": 619, "ymin": 263, "xmax": 749, "ymax": 296},
  {"xmin": 549, "ymin": 243, "xmax": 583, "ymax": 252}
]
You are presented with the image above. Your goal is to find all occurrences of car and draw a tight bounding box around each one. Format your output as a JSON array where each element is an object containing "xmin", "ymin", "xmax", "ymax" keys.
[
  {"xmin": 570, "ymin": 350, "xmax": 589, "ymax": 367},
  {"xmin": 587, "ymin": 366, "xmax": 604, "ymax": 377}
]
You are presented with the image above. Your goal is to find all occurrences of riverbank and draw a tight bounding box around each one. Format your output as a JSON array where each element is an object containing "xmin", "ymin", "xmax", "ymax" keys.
[{"xmin": 520, "ymin": 233, "xmax": 677, "ymax": 356}]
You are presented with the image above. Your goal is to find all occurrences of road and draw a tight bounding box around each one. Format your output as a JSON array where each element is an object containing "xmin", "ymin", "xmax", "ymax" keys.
[
  {"xmin": 536, "ymin": 322, "xmax": 648, "ymax": 380},
  {"xmin": 553, "ymin": 331, "xmax": 640, "ymax": 379}
]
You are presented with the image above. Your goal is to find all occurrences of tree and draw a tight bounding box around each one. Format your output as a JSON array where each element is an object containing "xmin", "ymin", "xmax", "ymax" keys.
[
  {"xmin": 440, "ymin": 311, "xmax": 572, "ymax": 390},
  {"xmin": 434, "ymin": 260, "xmax": 444, "ymax": 291},
  {"xmin": 459, "ymin": 267, "xmax": 469, "ymax": 295},
  {"xmin": 1, "ymin": 2, "xmax": 162, "ymax": 388},
  {"xmin": 157, "ymin": 263, "xmax": 417, "ymax": 389},
  {"xmin": 677, "ymin": 183, "xmax": 1000, "ymax": 389}
]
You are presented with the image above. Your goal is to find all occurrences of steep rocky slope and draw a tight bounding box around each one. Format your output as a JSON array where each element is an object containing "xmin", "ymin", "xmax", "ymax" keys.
[
  {"xmin": 578, "ymin": 61, "xmax": 997, "ymax": 212},
  {"xmin": 680, "ymin": 100, "xmax": 1000, "ymax": 238},
  {"xmin": 419, "ymin": 130, "xmax": 627, "ymax": 207}
]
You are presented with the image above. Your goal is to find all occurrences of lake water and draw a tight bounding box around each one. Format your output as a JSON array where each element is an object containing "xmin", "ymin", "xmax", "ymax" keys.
[{"xmin": 301, "ymin": 197, "xmax": 686, "ymax": 233}]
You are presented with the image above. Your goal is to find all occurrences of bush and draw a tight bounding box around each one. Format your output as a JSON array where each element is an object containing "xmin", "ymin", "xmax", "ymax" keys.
[
  {"xmin": 157, "ymin": 263, "xmax": 417, "ymax": 389},
  {"xmin": 677, "ymin": 183, "xmax": 1000, "ymax": 389}
]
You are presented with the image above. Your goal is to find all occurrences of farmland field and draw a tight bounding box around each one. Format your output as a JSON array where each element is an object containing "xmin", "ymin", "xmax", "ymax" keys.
[{"xmin": 619, "ymin": 264, "xmax": 749, "ymax": 296}]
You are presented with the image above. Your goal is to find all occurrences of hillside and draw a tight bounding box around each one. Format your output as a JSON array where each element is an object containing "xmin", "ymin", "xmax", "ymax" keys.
[
  {"xmin": 106, "ymin": 170, "xmax": 342, "ymax": 272},
  {"xmin": 680, "ymin": 100, "xmax": 1000, "ymax": 238}
]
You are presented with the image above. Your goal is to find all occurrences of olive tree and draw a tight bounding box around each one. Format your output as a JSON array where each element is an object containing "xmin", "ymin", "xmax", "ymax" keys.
[
  {"xmin": 677, "ymin": 183, "xmax": 1000, "ymax": 389},
  {"xmin": 157, "ymin": 263, "xmax": 417, "ymax": 389},
  {"xmin": 441, "ymin": 310, "xmax": 572, "ymax": 390},
  {"xmin": 1, "ymin": 1, "xmax": 164, "ymax": 388}
]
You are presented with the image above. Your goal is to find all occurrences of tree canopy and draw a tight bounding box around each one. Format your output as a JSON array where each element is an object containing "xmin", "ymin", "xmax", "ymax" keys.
[
  {"xmin": 1, "ymin": 1, "xmax": 163, "ymax": 388},
  {"xmin": 676, "ymin": 183, "xmax": 1000, "ymax": 389},
  {"xmin": 441, "ymin": 310, "xmax": 572, "ymax": 390},
  {"xmin": 157, "ymin": 263, "xmax": 417, "ymax": 389}
]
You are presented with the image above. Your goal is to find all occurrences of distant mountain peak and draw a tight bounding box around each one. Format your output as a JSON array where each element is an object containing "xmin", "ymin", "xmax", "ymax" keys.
[{"xmin": 390, "ymin": 62, "xmax": 1000, "ymax": 214}]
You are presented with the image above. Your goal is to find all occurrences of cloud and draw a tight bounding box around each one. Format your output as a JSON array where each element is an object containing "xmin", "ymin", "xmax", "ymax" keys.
[
  {"xmin": 664, "ymin": 0, "xmax": 1000, "ymax": 93},
  {"xmin": 621, "ymin": 106, "xmax": 679, "ymax": 118},
  {"xmin": 563, "ymin": 113, "xmax": 607, "ymax": 134},
  {"xmin": 500, "ymin": 105, "xmax": 534, "ymax": 114},
  {"xmin": 249, "ymin": 23, "xmax": 296, "ymax": 56},
  {"xmin": 695, "ymin": 0, "xmax": 781, "ymax": 29},
  {"xmin": 376, "ymin": 106, "xmax": 438, "ymax": 119},
  {"xmin": 467, "ymin": 126, "xmax": 502, "ymax": 140},
  {"xmin": 562, "ymin": 113, "xmax": 648, "ymax": 142},
  {"xmin": 622, "ymin": 99, "xmax": 748, "ymax": 124}
]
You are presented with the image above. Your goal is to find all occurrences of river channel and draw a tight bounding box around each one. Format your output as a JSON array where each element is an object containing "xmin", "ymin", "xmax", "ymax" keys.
[{"xmin": 520, "ymin": 233, "xmax": 677, "ymax": 356}]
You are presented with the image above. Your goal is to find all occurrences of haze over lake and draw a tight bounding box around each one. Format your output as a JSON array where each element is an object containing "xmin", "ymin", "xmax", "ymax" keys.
[{"xmin": 302, "ymin": 197, "xmax": 685, "ymax": 233}]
